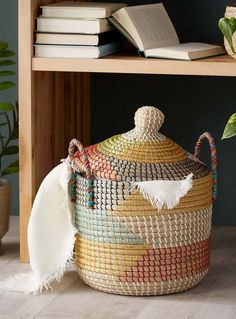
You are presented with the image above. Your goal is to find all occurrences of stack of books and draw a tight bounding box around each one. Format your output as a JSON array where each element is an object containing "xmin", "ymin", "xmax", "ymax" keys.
[{"xmin": 34, "ymin": 1, "xmax": 127, "ymax": 58}]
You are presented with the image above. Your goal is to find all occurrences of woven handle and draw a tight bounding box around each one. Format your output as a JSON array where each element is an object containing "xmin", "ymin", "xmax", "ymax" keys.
[
  {"xmin": 68, "ymin": 138, "xmax": 93, "ymax": 208},
  {"xmin": 194, "ymin": 132, "xmax": 217, "ymax": 200}
]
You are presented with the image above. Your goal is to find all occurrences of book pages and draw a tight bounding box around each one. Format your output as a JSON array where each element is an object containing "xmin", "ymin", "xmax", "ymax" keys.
[{"xmin": 113, "ymin": 3, "xmax": 179, "ymax": 51}]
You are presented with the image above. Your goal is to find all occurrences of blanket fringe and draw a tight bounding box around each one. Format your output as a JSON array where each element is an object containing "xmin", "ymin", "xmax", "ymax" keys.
[{"xmin": 0, "ymin": 160, "xmax": 77, "ymax": 294}]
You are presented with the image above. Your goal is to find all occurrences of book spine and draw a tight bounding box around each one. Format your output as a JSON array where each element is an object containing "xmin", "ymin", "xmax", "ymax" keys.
[
  {"xmin": 41, "ymin": 7, "xmax": 107, "ymax": 19},
  {"xmin": 36, "ymin": 18, "xmax": 113, "ymax": 34}
]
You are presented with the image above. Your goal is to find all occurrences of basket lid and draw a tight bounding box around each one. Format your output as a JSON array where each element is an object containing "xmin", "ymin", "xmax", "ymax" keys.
[{"xmin": 79, "ymin": 106, "xmax": 209, "ymax": 181}]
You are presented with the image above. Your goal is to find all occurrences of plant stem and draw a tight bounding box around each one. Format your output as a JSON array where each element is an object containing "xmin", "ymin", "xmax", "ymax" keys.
[
  {"xmin": 0, "ymin": 134, "xmax": 4, "ymax": 149},
  {"xmin": 4, "ymin": 112, "xmax": 11, "ymax": 138},
  {"xmin": 0, "ymin": 115, "xmax": 5, "ymax": 175},
  {"xmin": 4, "ymin": 112, "xmax": 12, "ymax": 150}
]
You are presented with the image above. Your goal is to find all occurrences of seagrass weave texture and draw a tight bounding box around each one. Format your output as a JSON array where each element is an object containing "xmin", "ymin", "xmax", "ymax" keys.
[{"xmin": 69, "ymin": 106, "xmax": 217, "ymax": 296}]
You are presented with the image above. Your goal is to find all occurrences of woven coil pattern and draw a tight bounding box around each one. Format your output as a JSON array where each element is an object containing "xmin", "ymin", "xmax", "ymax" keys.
[
  {"xmin": 71, "ymin": 106, "xmax": 216, "ymax": 296},
  {"xmin": 69, "ymin": 139, "xmax": 94, "ymax": 208}
]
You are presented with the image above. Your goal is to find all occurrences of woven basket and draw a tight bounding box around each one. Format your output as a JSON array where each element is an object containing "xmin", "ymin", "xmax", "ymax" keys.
[{"xmin": 69, "ymin": 106, "xmax": 217, "ymax": 296}]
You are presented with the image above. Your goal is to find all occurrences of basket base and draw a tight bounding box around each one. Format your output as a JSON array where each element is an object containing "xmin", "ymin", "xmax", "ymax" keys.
[{"xmin": 77, "ymin": 267, "xmax": 209, "ymax": 296}]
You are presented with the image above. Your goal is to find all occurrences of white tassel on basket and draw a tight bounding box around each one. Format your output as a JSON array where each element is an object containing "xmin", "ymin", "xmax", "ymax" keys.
[{"xmin": 131, "ymin": 173, "xmax": 193, "ymax": 210}]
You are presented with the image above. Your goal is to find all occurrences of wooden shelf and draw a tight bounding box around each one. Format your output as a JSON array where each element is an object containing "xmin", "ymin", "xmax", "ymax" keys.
[{"xmin": 33, "ymin": 54, "xmax": 236, "ymax": 76}]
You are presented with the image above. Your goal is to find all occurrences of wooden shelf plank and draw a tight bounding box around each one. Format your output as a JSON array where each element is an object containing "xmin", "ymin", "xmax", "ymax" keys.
[
  {"xmin": 32, "ymin": 54, "xmax": 236, "ymax": 76},
  {"xmin": 19, "ymin": 0, "xmax": 92, "ymax": 263}
]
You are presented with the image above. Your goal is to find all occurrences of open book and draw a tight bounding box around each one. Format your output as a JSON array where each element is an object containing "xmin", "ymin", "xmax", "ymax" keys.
[{"xmin": 110, "ymin": 3, "xmax": 225, "ymax": 60}]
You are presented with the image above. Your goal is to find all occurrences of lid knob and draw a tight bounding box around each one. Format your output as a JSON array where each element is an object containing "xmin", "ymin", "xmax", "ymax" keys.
[{"xmin": 134, "ymin": 106, "xmax": 164, "ymax": 133}]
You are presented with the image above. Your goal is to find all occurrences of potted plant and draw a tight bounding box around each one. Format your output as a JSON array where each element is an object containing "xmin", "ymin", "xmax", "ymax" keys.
[
  {"xmin": 219, "ymin": 6, "xmax": 236, "ymax": 58},
  {"xmin": 0, "ymin": 41, "xmax": 18, "ymax": 255}
]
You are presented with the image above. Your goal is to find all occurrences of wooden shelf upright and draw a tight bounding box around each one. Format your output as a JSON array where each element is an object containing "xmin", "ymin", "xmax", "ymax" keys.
[
  {"xmin": 19, "ymin": 0, "xmax": 236, "ymax": 262},
  {"xmin": 19, "ymin": 0, "xmax": 91, "ymax": 262}
]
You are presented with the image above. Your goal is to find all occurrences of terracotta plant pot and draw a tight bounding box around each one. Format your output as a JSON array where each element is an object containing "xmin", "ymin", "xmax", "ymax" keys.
[
  {"xmin": 0, "ymin": 178, "xmax": 11, "ymax": 255},
  {"xmin": 224, "ymin": 5, "xmax": 236, "ymax": 58}
]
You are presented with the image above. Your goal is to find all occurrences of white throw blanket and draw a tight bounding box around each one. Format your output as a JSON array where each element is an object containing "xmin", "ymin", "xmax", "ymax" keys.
[
  {"xmin": 0, "ymin": 161, "xmax": 193, "ymax": 294},
  {"xmin": 0, "ymin": 161, "xmax": 76, "ymax": 293}
]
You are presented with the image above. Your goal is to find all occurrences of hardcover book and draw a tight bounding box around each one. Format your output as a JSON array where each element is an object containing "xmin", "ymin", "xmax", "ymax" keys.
[
  {"xmin": 40, "ymin": 1, "xmax": 127, "ymax": 19},
  {"xmin": 110, "ymin": 3, "xmax": 225, "ymax": 60},
  {"xmin": 34, "ymin": 42, "xmax": 121, "ymax": 58},
  {"xmin": 35, "ymin": 31, "xmax": 120, "ymax": 46},
  {"xmin": 36, "ymin": 16, "xmax": 113, "ymax": 34}
]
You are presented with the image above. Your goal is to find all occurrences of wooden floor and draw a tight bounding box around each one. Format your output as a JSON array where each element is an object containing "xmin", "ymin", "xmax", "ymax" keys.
[{"xmin": 0, "ymin": 217, "xmax": 236, "ymax": 319}]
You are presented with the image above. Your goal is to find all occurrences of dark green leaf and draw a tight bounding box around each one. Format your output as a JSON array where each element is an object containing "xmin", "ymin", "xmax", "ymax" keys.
[
  {"xmin": 0, "ymin": 103, "xmax": 14, "ymax": 111},
  {"xmin": 218, "ymin": 18, "xmax": 236, "ymax": 53},
  {"xmin": 0, "ymin": 42, "xmax": 8, "ymax": 53},
  {"xmin": 8, "ymin": 160, "xmax": 19, "ymax": 167},
  {"xmin": 0, "ymin": 59, "xmax": 15, "ymax": 66},
  {"xmin": 2, "ymin": 145, "xmax": 19, "ymax": 155},
  {"xmin": 0, "ymin": 81, "xmax": 15, "ymax": 90},
  {"xmin": 15, "ymin": 102, "xmax": 19, "ymax": 119},
  {"xmin": 229, "ymin": 18, "xmax": 236, "ymax": 32},
  {"xmin": 0, "ymin": 71, "xmax": 15, "ymax": 77},
  {"xmin": 2, "ymin": 161, "xmax": 19, "ymax": 176},
  {"xmin": 222, "ymin": 113, "xmax": 236, "ymax": 139},
  {"xmin": 0, "ymin": 50, "xmax": 15, "ymax": 58}
]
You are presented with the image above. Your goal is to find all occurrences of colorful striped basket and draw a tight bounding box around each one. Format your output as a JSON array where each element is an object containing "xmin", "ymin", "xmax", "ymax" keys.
[{"xmin": 68, "ymin": 106, "xmax": 217, "ymax": 296}]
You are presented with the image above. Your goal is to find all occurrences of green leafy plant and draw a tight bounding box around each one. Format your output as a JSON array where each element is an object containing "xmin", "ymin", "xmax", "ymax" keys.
[
  {"xmin": 0, "ymin": 41, "xmax": 18, "ymax": 177},
  {"xmin": 219, "ymin": 17, "xmax": 236, "ymax": 53},
  {"xmin": 222, "ymin": 113, "xmax": 236, "ymax": 139}
]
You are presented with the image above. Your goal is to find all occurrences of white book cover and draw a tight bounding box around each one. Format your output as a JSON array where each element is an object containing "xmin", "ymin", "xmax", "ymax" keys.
[
  {"xmin": 34, "ymin": 42, "xmax": 121, "ymax": 58},
  {"xmin": 36, "ymin": 16, "xmax": 113, "ymax": 34},
  {"xmin": 41, "ymin": 1, "xmax": 127, "ymax": 19}
]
